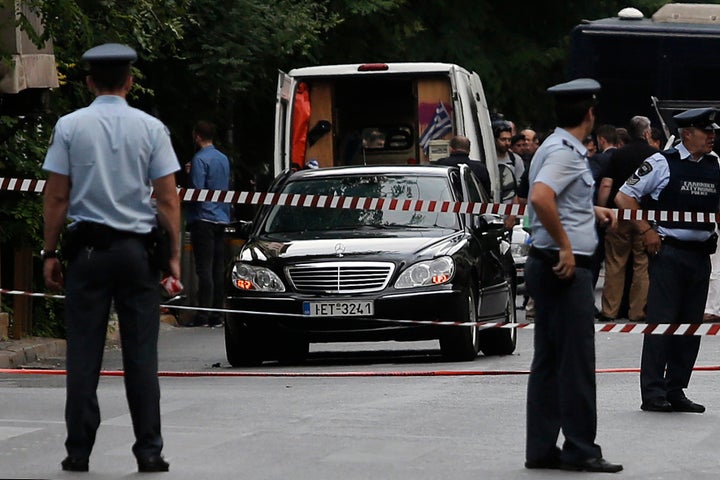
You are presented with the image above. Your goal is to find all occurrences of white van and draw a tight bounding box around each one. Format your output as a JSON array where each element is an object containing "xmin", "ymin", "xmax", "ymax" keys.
[{"xmin": 273, "ymin": 62, "xmax": 514, "ymax": 202}]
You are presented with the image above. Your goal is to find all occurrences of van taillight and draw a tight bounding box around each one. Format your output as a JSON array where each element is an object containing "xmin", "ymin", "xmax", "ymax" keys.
[
  {"xmin": 407, "ymin": 158, "xmax": 418, "ymax": 165},
  {"xmin": 358, "ymin": 63, "xmax": 389, "ymax": 72}
]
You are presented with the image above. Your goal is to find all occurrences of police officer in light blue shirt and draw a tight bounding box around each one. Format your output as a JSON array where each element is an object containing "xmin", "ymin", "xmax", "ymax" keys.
[
  {"xmin": 42, "ymin": 43, "xmax": 180, "ymax": 473},
  {"xmin": 524, "ymin": 79, "xmax": 622, "ymax": 473},
  {"xmin": 616, "ymin": 107, "xmax": 720, "ymax": 414}
]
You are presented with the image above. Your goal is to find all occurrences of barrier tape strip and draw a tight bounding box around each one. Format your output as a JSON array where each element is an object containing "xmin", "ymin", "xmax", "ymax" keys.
[
  {"xmin": 2, "ymin": 288, "xmax": 719, "ymax": 336},
  {"xmin": 2, "ymin": 177, "xmax": 718, "ymax": 224}
]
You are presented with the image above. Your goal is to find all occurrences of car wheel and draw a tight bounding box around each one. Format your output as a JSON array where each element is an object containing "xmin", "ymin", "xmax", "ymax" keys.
[
  {"xmin": 224, "ymin": 317, "xmax": 266, "ymax": 367},
  {"xmin": 439, "ymin": 288, "xmax": 480, "ymax": 361},
  {"xmin": 277, "ymin": 335, "xmax": 310, "ymax": 365},
  {"xmin": 478, "ymin": 284, "xmax": 517, "ymax": 356}
]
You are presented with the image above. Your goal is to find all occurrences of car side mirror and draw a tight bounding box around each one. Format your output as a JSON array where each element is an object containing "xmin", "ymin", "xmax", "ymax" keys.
[
  {"xmin": 476, "ymin": 213, "xmax": 505, "ymax": 233},
  {"xmin": 226, "ymin": 220, "xmax": 253, "ymax": 240}
]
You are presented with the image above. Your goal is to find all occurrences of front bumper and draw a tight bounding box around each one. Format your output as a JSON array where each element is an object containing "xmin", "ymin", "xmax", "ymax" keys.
[{"xmin": 225, "ymin": 288, "xmax": 466, "ymax": 342}]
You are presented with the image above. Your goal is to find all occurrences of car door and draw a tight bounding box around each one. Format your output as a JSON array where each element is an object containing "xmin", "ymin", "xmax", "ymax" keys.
[{"xmin": 459, "ymin": 165, "xmax": 508, "ymax": 320}]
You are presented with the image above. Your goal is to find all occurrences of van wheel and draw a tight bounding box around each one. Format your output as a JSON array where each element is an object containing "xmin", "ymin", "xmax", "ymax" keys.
[
  {"xmin": 225, "ymin": 318, "xmax": 265, "ymax": 367},
  {"xmin": 440, "ymin": 289, "xmax": 479, "ymax": 361}
]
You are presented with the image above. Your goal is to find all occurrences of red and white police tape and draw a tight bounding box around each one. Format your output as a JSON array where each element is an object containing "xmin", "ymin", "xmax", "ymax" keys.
[
  {"xmin": 1, "ymin": 176, "xmax": 718, "ymax": 223},
  {"xmin": 2, "ymin": 287, "xmax": 719, "ymax": 336}
]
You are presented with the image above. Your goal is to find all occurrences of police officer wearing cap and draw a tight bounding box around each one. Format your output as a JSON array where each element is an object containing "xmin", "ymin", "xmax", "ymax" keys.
[
  {"xmin": 615, "ymin": 107, "xmax": 720, "ymax": 414},
  {"xmin": 42, "ymin": 43, "xmax": 181, "ymax": 473},
  {"xmin": 524, "ymin": 79, "xmax": 622, "ymax": 473}
]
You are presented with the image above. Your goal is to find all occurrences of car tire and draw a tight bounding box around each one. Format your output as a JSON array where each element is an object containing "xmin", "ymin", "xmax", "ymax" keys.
[
  {"xmin": 439, "ymin": 288, "xmax": 480, "ymax": 361},
  {"xmin": 277, "ymin": 335, "xmax": 310, "ymax": 365},
  {"xmin": 478, "ymin": 283, "xmax": 517, "ymax": 356},
  {"xmin": 224, "ymin": 317, "xmax": 266, "ymax": 367}
]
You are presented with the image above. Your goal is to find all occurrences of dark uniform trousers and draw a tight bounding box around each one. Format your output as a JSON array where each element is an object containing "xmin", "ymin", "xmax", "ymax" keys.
[
  {"xmin": 525, "ymin": 257, "xmax": 602, "ymax": 463},
  {"xmin": 641, "ymin": 244, "xmax": 710, "ymax": 403},
  {"xmin": 64, "ymin": 237, "xmax": 162, "ymax": 459}
]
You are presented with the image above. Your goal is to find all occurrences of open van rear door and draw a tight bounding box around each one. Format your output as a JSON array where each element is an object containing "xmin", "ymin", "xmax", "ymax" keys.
[{"xmin": 274, "ymin": 70, "xmax": 295, "ymax": 176}]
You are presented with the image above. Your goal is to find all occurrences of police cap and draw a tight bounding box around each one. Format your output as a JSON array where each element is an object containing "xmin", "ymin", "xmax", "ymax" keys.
[
  {"xmin": 673, "ymin": 107, "xmax": 720, "ymax": 131},
  {"xmin": 81, "ymin": 43, "xmax": 137, "ymax": 65},
  {"xmin": 547, "ymin": 78, "xmax": 601, "ymax": 99}
]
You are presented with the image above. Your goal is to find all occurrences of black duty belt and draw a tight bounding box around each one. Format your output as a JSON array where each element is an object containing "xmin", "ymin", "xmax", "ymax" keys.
[{"xmin": 528, "ymin": 246, "xmax": 594, "ymax": 270}]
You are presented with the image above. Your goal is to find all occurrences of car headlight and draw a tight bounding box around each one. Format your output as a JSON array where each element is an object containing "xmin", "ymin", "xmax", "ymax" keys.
[
  {"xmin": 394, "ymin": 256, "xmax": 454, "ymax": 289},
  {"xmin": 231, "ymin": 263, "xmax": 286, "ymax": 292}
]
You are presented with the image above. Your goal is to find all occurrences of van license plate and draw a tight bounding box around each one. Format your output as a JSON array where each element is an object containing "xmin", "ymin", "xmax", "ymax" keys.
[{"xmin": 303, "ymin": 300, "xmax": 374, "ymax": 317}]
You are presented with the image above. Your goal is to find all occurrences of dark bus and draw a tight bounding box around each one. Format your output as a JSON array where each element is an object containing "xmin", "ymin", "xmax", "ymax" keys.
[{"xmin": 569, "ymin": 4, "xmax": 720, "ymax": 138}]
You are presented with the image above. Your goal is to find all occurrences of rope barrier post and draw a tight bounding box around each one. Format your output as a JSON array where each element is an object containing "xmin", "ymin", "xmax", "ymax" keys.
[{"xmin": 12, "ymin": 247, "xmax": 33, "ymax": 338}]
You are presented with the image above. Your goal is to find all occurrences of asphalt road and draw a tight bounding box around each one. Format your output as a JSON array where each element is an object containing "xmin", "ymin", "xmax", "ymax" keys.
[{"xmin": 3, "ymin": 306, "xmax": 720, "ymax": 479}]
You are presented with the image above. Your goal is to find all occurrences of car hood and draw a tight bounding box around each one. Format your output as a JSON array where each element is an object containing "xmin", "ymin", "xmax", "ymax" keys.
[{"xmin": 240, "ymin": 232, "xmax": 465, "ymax": 263}]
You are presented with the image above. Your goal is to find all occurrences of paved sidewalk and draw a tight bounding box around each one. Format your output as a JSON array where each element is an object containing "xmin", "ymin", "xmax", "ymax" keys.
[
  {"xmin": 0, "ymin": 336, "xmax": 66, "ymax": 369},
  {"xmin": 0, "ymin": 314, "xmax": 178, "ymax": 369}
]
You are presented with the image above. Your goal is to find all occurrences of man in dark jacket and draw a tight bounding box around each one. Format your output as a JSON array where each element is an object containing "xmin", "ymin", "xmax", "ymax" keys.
[{"xmin": 434, "ymin": 135, "xmax": 491, "ymax": 194}]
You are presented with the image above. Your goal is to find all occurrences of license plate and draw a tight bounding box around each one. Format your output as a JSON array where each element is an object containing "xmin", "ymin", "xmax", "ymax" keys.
[{"xmin": 303, "ymin": 300, "xmax": 374, "ymax": 317}]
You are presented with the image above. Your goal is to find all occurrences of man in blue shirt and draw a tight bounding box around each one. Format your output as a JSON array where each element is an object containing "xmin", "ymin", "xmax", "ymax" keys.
[{"xmin": 186, "ymin": 121, "xmax": 231, "ymax": 327}]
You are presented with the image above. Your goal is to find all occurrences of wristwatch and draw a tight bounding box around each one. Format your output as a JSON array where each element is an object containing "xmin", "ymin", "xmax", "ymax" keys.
[{"xmin": 40, "ymin": 249, "xmax": 59, "ymax": 260}]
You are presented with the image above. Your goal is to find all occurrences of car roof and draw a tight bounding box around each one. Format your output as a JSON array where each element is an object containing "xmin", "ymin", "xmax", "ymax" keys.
[{"xmin": 289, "ymin": 164, "xmax": 455, "ymax": 180}]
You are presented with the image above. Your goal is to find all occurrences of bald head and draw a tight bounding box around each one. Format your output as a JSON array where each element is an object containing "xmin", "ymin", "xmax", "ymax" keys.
[
  {"xmin": 449, "ymin": 136, "xmax": 471, "ymax": 153},
  {"xmin": 521, "ymin": 129, "xmax": 538, "ymax": 155}
]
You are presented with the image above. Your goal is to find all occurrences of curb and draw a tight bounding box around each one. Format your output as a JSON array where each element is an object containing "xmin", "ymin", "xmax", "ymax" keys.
[
  {"xmin": 0, "ymin": 337, "xmax": 66, "ymax": 369},
  {"xmin": 0, "ymin": 316, "xmax": 176, "ymax": 370}
]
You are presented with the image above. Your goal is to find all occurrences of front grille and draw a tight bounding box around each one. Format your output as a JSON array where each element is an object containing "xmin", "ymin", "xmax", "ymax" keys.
[{"xmin": 287, "ymin": 262, "xmax": 395, "ymax": 293}]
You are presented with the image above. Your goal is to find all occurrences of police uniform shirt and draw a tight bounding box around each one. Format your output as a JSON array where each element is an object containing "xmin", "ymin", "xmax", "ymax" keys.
[
  {"xmin": 527, "ymin": 127, "xmax": 597, "ymax": 255},
  {"xmin": 42, "ymin": 95, "xmax": 180, "ymax": 234},
  {"xmin": 619, "ymin": 142, "xmax": 718, "ymax": 242}
]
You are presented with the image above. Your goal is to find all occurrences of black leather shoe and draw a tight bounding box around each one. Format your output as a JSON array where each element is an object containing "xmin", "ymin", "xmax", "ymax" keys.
[
  {"xmin": 137, "ymin": 455, "xmax": 170, "ymax": 472},
  {"xmin": 669, "ymin": 396, "xmax": 705, "ymax": 413},
  {"xmin": 61, "ymin": 456, "xmax": 89, "ymax": 472},
  {"xmin": 596, "ymin": 314, "xmax": 615, "ymax": 322},
  {"xmin": 641, "ymin": 399, "xmax": 673, "ymax": 412},
  {"xmin": 561, "ymin": 457, "xmax": 623, "ymax": 473},
  {"xmin": 525, "ymin": 456, "xmax": 562, "ymax": 469}
]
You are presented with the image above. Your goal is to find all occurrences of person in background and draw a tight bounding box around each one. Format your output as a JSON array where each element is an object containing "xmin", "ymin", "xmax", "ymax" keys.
[
  {"xmin": 524, "ymin": 78, "xmax": 621, "ymax": 473},
  {"xmin": 42, "ymin": 43, "xmax": 180, "ymax": 473},
  {"xmin": 582, "ymin": 134, "xmax": 597, "ymax": 157},
  {"xmin": 434, "ymin": 135, "xmax": 491, "ymax": 194},
  {"xmin": 615, "ymin": 107, "xmax": 720, "ymax": 414},
  {"xmin": 649, "ymin": 127, "xmax": 665, "ymax": 150},
  {"xmin": 511, "ymin": 133, "xmax": 529, "ymax": 159},
  {"xmin": 597, "ymin": 116, "xmax": 657, "ymax": 323},
  {"xmin": 186, "ymin": 120, "xmax": 231, "ymax": 327},
  {"xmin": 616, "ymin": 127, "xmax": 631, "ymax": 148}
]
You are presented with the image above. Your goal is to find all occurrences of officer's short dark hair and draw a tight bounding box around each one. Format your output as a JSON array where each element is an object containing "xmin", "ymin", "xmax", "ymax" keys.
[
  {"xmin": 492, "ymin": 120, "xmax": 512, "ymax": 139},
  {"xmin": 90, "ymin": 62, "xmax": 131, "ymax": 91},
  {"xmin": 193, "ymin": 120, "xmax": 216, "ymax": 141},
  {"xmin": 555, "ymin": 96, "xmax": 596, "ymax": 129}
]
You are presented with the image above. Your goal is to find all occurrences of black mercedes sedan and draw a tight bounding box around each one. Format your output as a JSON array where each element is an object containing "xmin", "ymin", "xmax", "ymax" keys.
[{"xmin": 225, "ymin": 164, "xmax": 516, "ymax": 365}]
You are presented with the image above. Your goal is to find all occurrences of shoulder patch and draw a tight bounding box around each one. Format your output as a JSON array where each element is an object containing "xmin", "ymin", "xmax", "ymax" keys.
[
  {"xmin": 626, "ymin": 173, "xmax": 641, "ymax": 185},
  {"xmin": 637, "ymin": 161, "xmax": 653, "ymax": 176}
]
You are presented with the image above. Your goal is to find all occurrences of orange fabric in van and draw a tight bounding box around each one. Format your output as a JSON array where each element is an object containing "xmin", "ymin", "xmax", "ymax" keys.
[{"xmin": 291, "ymin": 82, "xmax": 311, "ymax": 168}]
